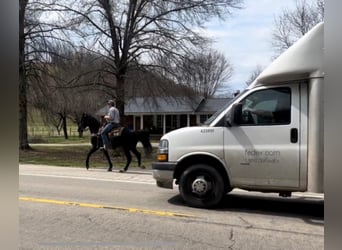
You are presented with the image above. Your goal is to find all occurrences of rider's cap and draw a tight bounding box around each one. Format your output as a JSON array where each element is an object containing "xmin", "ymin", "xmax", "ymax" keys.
[{"xmin": 107, "ymin": 100, "xmax": 115, "ymax": 106}]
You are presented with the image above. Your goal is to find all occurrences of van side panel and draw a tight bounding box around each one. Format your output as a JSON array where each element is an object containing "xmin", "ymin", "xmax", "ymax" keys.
[
  {"xmin": 299, "ymin": 83, "xmax": 308, "ymax": 190},
  {"xmin": 224, "ymin": 84, "xmax": 301, "ymax": 190},
  {"xmin": 307, "ymin": 78, "xmax": 324, "ymax": 192}
]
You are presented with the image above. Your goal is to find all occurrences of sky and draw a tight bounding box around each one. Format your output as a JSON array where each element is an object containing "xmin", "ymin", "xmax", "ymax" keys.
[
  {"xmin": 39, "ymin": 0, "xmax": 316, "ymax": 96},
  {"xmin": 202, "ymin": 0, "xmax": 314, "ymax": 95}
]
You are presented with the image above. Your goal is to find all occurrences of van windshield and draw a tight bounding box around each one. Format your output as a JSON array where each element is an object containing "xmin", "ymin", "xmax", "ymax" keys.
[{"xmin": 203, "ymin": 89, "xmax": 247, "ymax": 125}]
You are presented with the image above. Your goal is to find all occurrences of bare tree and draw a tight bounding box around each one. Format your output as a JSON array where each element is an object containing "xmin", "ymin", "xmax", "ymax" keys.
[
  {"xmin": 162, "ymin": 49, "xmax": 234, "ymax": 98},
  {"xmin": 19, "ymin": 0, "xmax": 30, "ymax": 149},
  {"xmin": 54, "ymin": 0, "xmax": 242, "ymax": 117},
  {"xmin": 272, "ymin": 0, "xmax": 324, "ymax": 56},
  {"xmin": 125, "ymin": 68, "xmax": 196, "ymax": 98},
  {"xmin": 245, "ymin": 64, "xmax": 263, "ymax": 86},
  {"xmin": 30, "ymin": 45, "xmax": 109, "ymax": 138},
  {"xmin": 19, "ymin": 0, "xmax": 78, "ymax": 149}
]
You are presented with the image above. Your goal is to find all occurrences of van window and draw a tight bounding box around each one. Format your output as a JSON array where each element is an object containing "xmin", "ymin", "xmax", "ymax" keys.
[
  {"xmin": 240, "ymin": 87, "xmax": 291, "ymax": 126},
  {"xmin": 206, "ymin": 89, "xmax": 248, "ymax": 126}
]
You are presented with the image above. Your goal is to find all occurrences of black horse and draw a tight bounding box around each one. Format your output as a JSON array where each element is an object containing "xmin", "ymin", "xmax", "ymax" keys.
[{"xmin": 78, "ymin": 113, "xmax": 152, "ymax": 172}]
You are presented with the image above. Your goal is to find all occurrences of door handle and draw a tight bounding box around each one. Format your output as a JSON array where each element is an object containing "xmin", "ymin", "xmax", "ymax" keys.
[{"xmin": 290, "ymin": 128, "xmax": 298, "ymax": 143}]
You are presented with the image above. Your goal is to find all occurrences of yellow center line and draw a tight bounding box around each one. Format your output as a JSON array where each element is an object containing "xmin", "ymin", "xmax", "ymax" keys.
[{"xmin": 19, "ymin": 197, "xmax": 197, "ymax": 218}]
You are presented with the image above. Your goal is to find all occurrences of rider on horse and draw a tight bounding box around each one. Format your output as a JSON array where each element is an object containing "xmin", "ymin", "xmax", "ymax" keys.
[{"xmin": 100, "ymin": 99, "xmax": 120, "ymax": 151}]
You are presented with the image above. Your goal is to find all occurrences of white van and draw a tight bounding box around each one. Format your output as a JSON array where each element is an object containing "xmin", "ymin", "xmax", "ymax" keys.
[{"xmin": 152, "ymin": 22, "xmax": 324, "ymax": 208}]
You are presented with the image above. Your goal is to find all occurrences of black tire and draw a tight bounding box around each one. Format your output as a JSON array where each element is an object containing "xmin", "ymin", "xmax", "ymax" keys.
[{"xmin": 179, "ymin": 164, "xmax": 225, "ymax": 208}]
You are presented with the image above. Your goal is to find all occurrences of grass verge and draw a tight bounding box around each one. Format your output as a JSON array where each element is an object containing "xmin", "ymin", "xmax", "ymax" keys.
[
  {"xmin": 19, "ymin": 145, "xmax": 157, "ymax": 170},
  {"xmin": 28, "ymin": 135, "xmax": 91, "ymax": 144}
]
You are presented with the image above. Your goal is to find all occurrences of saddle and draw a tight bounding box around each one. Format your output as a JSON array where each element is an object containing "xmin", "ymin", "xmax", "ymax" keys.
[{"xmin": 108, "ymin": 127, "xmax": 124, "ymax": 138}]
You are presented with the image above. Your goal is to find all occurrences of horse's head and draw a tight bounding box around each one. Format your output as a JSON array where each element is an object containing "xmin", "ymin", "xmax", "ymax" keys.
[
  {"xmin": 77, "ymin": 113, "xmax": 88, "ymax": 133},
  {"xmin": 78, "ymin": 113, "xmax": 101, "ymax": 134}
]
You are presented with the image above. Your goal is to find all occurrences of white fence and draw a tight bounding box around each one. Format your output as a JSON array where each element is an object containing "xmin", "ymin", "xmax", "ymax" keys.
[{"xmin": 28, "ymin": 127, "xmax": 80, "ymax": 137}]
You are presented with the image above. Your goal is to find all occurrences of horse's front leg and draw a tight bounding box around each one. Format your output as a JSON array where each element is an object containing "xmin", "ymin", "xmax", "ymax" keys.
[
  {"xmin": 103, "ymin": 149, "xmax": 113, "ymax": 171},
  {"xmin": 86, "ymin": 146, "xmax": 98, "ymax": 170}
]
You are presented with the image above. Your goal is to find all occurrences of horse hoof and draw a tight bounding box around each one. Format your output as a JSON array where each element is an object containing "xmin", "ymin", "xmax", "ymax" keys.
[
  {"xmin": 139, "ymin": 165, "xmax": 146, "ymax": 169},
  {"xmin": 107, "ymin": 167, "xmax": 112, "ymax": 172},
  {"xmin": 119, "ymin": 169, "xmax": 126, "ymax": 173}
]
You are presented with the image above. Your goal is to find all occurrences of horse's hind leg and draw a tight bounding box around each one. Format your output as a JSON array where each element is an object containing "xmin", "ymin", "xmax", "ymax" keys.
[
  {"xmin": 103, "ymin": 150, "xmax": 113, "ymax": 171},
  {"xmin": 86, "ymin": 146, "xmax": 98, "ymax": 170},
  {"xmin": 120, "ymin": 148, "xmax": 132, "ymax": 172},
  {"xmin": 131, "ymin": 147, "xmax": 144, "ymax": 169}
]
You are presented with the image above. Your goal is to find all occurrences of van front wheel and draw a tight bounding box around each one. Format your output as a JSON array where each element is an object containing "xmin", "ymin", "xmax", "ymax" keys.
[{"xmin": 179, "ymin": 164, "xmax": 224, "ymax": 208}]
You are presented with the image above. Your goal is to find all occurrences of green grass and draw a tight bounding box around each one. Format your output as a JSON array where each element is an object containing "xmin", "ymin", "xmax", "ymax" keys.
[
  {"xmin": 28, "ymin": 135, "xmax": 91, "ymax": 144},
  {"xmin": 19, "ymin": 145, "xmax": 157, "ymax": 169}
]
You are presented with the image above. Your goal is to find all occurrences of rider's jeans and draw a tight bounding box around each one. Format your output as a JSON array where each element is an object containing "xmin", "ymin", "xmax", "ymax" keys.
[{"xmin": 101, "ymin": 123, "xmax": 119, "ymax": 146}]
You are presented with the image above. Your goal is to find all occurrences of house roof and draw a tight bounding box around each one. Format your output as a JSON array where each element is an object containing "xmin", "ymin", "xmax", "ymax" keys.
[
  {"xmin": 126, "ymin": 96, "xmax": 202, "ymax": 114},
  {"xmin": 195, "ymin": 98, "xmax": 232, "ymax": 113},
  {"xmin": 96, "ymin": 96, "xmax": 231, "ymax": 116}
]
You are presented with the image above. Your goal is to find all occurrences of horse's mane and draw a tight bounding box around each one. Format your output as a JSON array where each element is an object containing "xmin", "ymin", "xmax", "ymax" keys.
[
  {"xmin": 85, "ymin": 113, "xmax": 100, "ymax": 123},
  {"xmin": 82, "ymin": 113, "xmax": 101, "ymax": 133}
]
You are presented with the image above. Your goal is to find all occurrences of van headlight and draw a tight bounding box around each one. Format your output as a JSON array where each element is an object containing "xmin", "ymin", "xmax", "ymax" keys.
[{"xmin": 157, "ymin": 139, "xmax": 169, "ymax": 162}]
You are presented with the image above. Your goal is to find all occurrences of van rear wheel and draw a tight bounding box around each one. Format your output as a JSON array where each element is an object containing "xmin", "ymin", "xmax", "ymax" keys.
[{"xmin": 179, "ymin": 164, "xmax": 225, "ymax": 208}]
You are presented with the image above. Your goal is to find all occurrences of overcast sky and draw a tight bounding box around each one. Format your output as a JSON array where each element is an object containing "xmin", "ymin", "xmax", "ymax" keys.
[{"xmin": 203, "ymin": 0, "xmax": 316, "ymax": 95}]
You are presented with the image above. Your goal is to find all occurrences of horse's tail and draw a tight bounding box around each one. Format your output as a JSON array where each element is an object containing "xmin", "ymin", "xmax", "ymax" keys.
[{"xmin": 136, "ymin": 130, "xmax": 153, "ymax": 155}]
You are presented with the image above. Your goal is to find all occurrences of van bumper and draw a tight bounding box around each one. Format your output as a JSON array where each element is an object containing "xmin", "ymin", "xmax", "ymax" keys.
[{"xmin": 152, "ymin": 162, "xmax": 177, "ymax": 189}]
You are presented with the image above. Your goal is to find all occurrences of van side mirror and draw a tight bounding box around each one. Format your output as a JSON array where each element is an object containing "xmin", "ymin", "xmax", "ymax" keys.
[{"xmin": 226, "ymin": 103, "xmax": 242, "ymax": 126}]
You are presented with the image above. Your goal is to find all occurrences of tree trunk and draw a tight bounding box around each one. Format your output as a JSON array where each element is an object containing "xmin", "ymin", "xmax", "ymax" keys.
[
  {"xmin": 61, "ymin": 114, "xmax": 68, "ymax": 139},
  {"xmin": 19, "ymin": 0, "xmax": 31, "ymax": 150},
  {"xmin": 19, "ymin": 73, "xmax": 30, "ymax": 150},
  {"xmin": 116, "ymin": 72, "xmax": 126, "ymax": 125}
]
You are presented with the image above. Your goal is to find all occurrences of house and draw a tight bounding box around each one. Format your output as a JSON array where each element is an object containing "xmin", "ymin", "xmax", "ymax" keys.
[{"xmin": 97, "ymin": 96, "xmax": 232, "ymax": 135}]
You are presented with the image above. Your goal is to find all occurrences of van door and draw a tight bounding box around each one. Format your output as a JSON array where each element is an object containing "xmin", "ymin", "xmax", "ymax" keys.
[{"xmin": 224, "ymin": 84, "xmax": 301, "ymax": 189}]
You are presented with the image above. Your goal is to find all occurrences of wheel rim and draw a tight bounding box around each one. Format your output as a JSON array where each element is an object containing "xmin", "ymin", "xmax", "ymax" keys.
[
  {"xmin": 188, "ymin": 171, "xmax": 215, "ymax": 197},
  {"xmin": 191, "ymin": 176, "xmax": 209, "ymax": 195}
]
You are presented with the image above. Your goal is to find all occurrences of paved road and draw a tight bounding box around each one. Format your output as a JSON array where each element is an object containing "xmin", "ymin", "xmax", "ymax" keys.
[
  {"xmin": 20, "ymin": 163, "xmax": 155, "ymax": 184},
  {"xmin": 19, "ymin": 163, "xmax": 324, "ymax": 200},
  {"xmin": 19, "ymin": 164, "xmax": 324, "ymax": 249}
]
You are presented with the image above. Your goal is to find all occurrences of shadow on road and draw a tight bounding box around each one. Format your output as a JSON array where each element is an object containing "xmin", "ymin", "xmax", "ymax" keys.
[{"xmin": 168, "ymin": 193, "xmax": 323, "ymax": 223}]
